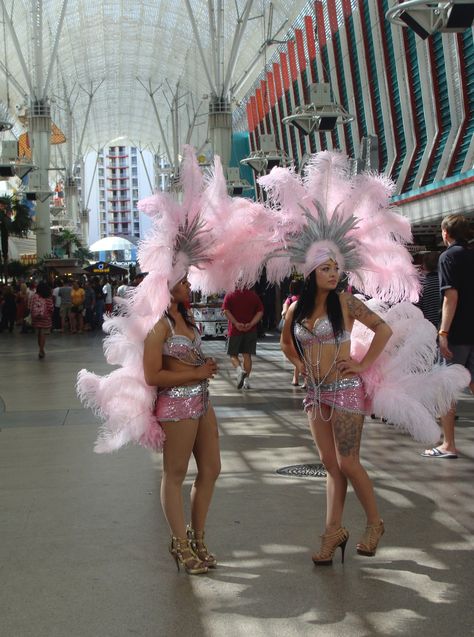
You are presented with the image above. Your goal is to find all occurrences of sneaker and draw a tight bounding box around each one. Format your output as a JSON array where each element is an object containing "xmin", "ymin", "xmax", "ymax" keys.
[
  {"xmin": 236, "ymin": 367, "xmax": 247, "ymax": 389},
  {"xmin": 243, "ymin": 377, "xmax": 251, "ymax": 390}
]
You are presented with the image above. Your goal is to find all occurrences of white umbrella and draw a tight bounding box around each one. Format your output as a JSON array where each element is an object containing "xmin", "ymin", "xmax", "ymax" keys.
[{"xmin": 89, "ymin": 237, "xmax": 136, "ymax": 252}]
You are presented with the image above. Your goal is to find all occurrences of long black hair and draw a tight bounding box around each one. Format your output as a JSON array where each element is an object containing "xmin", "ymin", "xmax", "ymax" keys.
[
  {"xmin": 36, "ymin": 281, "xmax": 52, "ymax": 299},
  {"xmin": 165, "ymin": 302, "xmax": 195, "ymax": 329},
  {"xmin": 291, "ymin": 270, "xmax": 344, "ymax": 357}
]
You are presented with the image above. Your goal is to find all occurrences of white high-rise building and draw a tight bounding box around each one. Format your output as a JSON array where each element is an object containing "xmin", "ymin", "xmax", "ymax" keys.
[{"xmin": 84, "ymin": 144, "xmax": 155, "ymax": 246}]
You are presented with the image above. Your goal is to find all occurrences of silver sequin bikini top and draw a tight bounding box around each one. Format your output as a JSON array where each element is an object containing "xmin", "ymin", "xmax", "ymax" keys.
[
  {"xmin": 162, "ymin": 318, "xmax": 205, "ymax": 366},
  {"xmin": 294, "ymin": 317, "xmax": 350, "ymax": 345}
]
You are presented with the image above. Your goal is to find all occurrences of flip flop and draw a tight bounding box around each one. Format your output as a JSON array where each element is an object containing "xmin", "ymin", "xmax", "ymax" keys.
[{"xmin": 421, "ymin": 447, "xmax": 458, "ymax": 459}]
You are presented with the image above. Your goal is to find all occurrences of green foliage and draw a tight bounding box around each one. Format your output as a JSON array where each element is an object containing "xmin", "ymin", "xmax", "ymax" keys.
[
  {"xmin": 6, "ymin": 259, "xmax": 30, "ymax": 278},
  {"xmin": 0, "ymin": 195, "xmax": 33, "ymax": 265},
  {"xmin": 73, "ymin": 245, "xmax": 93, "ymax": 262},
  {"xmin": 52, "ymin": 228, "xmax": 83, "ymax": 258}
]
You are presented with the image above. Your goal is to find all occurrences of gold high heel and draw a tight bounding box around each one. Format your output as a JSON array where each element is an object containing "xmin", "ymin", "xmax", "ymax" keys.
[
  {"xmin": 187, "ymin": 525, "xmax": 217, "ymax": 568},
  {"xmin": 356, "ymin": 520, "xmax": 385, "ymax": 556},
  {"xmin": 169, "ymin": 536, "xmax": 208, "ymax": 575},
  {"xmin": 312, "ymin": 527, "xmax": 349, "ymax": 565}
]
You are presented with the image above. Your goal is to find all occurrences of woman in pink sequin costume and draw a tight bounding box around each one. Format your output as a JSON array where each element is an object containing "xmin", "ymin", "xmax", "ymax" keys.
[
  {"xmin": 143, "ymin": 275, "xmax": 220, "ymax": 575},
  {"xmin": 281, "ymin": 256, "xmax": 391, "ymax": 565},
  {"xmin": 30, "ymin": 281, "xmax": 54, "ymax": 359}
]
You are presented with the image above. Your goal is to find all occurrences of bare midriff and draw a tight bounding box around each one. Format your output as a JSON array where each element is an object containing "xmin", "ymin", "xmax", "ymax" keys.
[
  {"xmin": 305, "ymin": 339, "xmax": 353, "ymax": 384},
  {"xmin": 161, "ymin": 354, "xmax": 202, "ymax": 386}
]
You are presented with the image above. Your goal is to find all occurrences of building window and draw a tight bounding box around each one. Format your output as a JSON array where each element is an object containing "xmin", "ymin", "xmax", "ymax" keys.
[
  {"xmin": 131, "ymin": 156, "xmax": 137, "ymax": 166},
  {"xmin": 132, "ymin": 178, "xmax": 138, "ymax": 187},
  {"xmin": 99, "ymin": 179, "xmax": 104, "ymax": 188},
  {"xmin": 132, "ymin": 166, "xmax": 137, "ymax": 176},
  {"xmin": 98, "ymin": 167, "xmax": 104, "ymax": 176}
]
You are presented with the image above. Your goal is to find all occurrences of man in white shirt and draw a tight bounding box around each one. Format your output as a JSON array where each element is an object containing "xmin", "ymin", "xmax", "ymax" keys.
[
  {"xmin": 116, "ymin": 277, "xmax": 130, "ymax": 298},
  {"xmin": 102, "ymin": 278, "xmax": 113, "ymax": 313},
  {"xmin": 52, "ymin": 278, "xmax": 62, "ymax": 331}
]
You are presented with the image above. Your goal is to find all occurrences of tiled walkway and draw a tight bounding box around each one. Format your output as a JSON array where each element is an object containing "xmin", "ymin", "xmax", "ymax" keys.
[{"xmin": 1, "ymin": 330, "xmax": 473, "ymax": 637}]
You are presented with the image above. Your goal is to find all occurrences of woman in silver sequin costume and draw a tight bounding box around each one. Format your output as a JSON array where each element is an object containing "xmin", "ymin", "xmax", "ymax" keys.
[
  {"xmin": 281, "ymin": 257, "xmax": 392, "ymax": 565},
  {"xmin": 143, "ymin": 275, "xmax": 220, "ymax": 575}
]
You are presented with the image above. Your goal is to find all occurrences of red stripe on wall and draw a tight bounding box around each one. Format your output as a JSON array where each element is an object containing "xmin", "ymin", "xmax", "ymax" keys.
[
  {"xmin": 267, "ymin": 71, "xmax": 276, "ymax": 107},
  {"xmin": 327, "ymin": 0, "xmax": 339, "ymax": 34},
  {"xmin": 288, "ymin": 40, "xmax": 298, "ymax": 81},
  {"xmin": 255, "ymin": 88, "xmax": 265, "ymax": 122},
  {"xmin": 314, "ymin": 1, "xmax": 327, "ymax": 50},
  {"xmin": 295, "ymin": 29, "xmax": 307, "ymax": 72},
  {"xmin": 273, "ymin": 62, "xmax": 283, "ymax": 98},
  {"xmin": 250, "ymin": 96, "xmax": 259, "ymax": 129},
  {"xmin": 246, "ymin": 102, "xmax": 254, "ymax": 132},
  {"xmin": 260, "ymin": 80, "xmax": 269, "ymax": 114},
  {"xmin": 280, "ymin": 52, "xmax": 290, "ymax": 91},
  {"xmin": 305, "ymin": 15, "xmax": 317, "ymax": 62}
]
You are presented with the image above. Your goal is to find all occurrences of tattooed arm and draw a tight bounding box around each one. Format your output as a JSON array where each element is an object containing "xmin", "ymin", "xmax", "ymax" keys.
[{"xmin": 337, "ymin": 293, "xmax": 392, "ymax": 375}]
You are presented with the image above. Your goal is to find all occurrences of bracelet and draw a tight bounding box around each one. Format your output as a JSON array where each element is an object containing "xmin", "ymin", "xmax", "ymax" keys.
[{"xmin": 438, "ymin": 330, "xmax": 449, "ymax": 337}]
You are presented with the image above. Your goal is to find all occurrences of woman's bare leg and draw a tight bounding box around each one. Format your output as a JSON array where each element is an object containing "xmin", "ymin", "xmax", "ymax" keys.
[
  {"xmin": 190, "ymin": 405, "xmax": 221, "ymax": 531},
  {"xmin": 331, "ymin": 410, "xmax": 380, "ymax": 526},
  {"xmin": 309, "ymin": 407, "xmax": 348, "ymax": 531},
  {"xmin": 37, "ymin": 328, "xmax": 46, "ymax": 355},
  {"xmin": 160, "ymin": 419, "xmax": 199, "ymax": 537}
]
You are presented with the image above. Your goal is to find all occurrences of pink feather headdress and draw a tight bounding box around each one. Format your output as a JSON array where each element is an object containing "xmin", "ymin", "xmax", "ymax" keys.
[
  {"xmin": 76, "ymin": 148, "xmax": 271, "ymax": 454},
  {"xmin": 259, "ymin": 150, "xmax": 421, "ymax": 304},
  {"xmin": 77, "ymin": 146, "xmax": 214, "ymax": 454}
]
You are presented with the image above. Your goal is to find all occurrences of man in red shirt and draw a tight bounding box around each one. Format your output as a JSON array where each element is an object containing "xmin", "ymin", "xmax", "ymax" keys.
[{"xmin": 222, "ymin": 287, "xmax": 264, "ymax": 390}]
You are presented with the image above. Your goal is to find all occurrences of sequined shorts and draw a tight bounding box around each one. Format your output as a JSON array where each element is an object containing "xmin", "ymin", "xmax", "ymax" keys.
[
  {"xmin": 155, "ymin": 381, "xmax": 209, "ymax": 423},
  {"xmin": 303, "ymin": 376, "xmax": 366, "ymax": 415}
]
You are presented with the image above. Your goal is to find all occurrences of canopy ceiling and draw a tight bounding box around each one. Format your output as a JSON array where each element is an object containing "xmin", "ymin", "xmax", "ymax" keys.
[{"xmin": 0, "ymin": 0, "xmax": 310, "ymax": 158}]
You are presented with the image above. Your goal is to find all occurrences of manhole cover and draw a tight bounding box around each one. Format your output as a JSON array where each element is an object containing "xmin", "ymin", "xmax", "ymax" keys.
[{"xmin": 276, "ymin": 463, "xmax": 326, "ymax": 478}]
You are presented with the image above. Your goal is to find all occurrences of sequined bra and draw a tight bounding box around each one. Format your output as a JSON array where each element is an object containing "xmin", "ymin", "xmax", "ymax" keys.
[
  {"xmin": 162, "ymin": 317, "xmax": 206, "ymax": 366},
  {"xmin": 294, "ymin": 317, "xmax": 350, "ymax": 345}
]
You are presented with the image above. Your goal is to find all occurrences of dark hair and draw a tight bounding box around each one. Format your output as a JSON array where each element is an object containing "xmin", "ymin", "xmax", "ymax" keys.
[
  {"xmin": 291, "ymin": 271, "xmax": 344, "ymax": 357},
  {"xmin": 36, "ymin": 281, "xmax": 52, "ymax": 299},
  {"xmin": 289, "ymin": 279, "xmax": 303, "ymax": 296},
  {"xmin": 441, "ymin": 214, "xmax": 472, "ymax": 242},
  {"xmin": 422, "ymin": 251, "xmax": 439, "ymax": 273},
  {"xmin": 165, "ymin": 303, "xmax": 195, "ymax": 329}
]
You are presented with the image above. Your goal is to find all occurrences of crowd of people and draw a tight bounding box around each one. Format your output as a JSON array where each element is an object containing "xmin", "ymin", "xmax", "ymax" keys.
[{"xmin": 0, "ymin": 273, "xmax": 144, "ymax": 358}]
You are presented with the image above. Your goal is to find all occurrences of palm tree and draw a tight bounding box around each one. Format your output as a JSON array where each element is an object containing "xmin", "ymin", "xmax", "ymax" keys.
[
  {"xmin": 53, "ymin": 228, "xmax": 82, "ymax": 258},
  {"xmin": 0, "ymin": 195, "xmax": 32, "ymax": 281}
]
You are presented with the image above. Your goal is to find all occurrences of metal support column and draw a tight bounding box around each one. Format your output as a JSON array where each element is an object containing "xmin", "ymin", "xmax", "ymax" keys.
[{"xmin": 29, "ymin": 99, "xmax": 52, "ymax": 257}]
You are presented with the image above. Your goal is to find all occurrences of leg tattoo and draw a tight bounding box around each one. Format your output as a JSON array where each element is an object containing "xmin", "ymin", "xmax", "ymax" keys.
[{"xmin": 332, "ymin": 410, "xmax": 364, "ymax": 457}]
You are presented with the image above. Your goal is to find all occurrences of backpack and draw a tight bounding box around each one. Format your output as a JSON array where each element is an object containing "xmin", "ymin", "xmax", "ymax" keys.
[{"xmin": 31, "ymin": 295, "xmax": 47, "ymax": 320}]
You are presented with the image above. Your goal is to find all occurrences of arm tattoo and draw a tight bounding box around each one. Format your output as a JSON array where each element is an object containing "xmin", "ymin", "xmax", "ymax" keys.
[
  {"xmin": 346, "ymin": 295, "xmax": 371, "ymax": 320},
  {"xmin": 346, "ymin": 295, "xmax": 386, "ymax": 329}
]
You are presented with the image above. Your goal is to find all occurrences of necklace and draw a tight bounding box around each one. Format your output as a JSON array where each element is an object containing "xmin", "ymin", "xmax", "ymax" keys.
[{"xmin": 296, "ymin": 324, "xmax": 341, "ymax": 421}]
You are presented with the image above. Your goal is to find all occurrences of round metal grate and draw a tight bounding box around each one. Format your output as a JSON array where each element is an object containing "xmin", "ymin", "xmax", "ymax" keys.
[{"xmin": 276, "ymin": 463, "xmax": 326, "ymax": 478}]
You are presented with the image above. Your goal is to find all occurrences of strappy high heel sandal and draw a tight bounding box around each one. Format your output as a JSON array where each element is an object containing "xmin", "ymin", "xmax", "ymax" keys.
[
  {"xmin": 356, "ymin": 520, "xmax": 385, "ymax": 556},
  {"xmin": 169, "ymin": 536, "xmax": 208, "ymax": 575},
  {"xmin": 187, "ymin": 526, "xmax": 217, "ymax": 568},
  {"xmin": 312, "ymin": 527, "xmax": 349, "ymax": 565}
]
